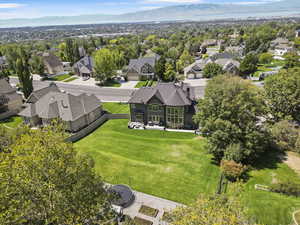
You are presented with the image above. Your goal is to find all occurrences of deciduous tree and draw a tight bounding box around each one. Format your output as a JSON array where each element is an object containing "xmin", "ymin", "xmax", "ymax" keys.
[{"xmin": 194, "ymin": 75, "xmax": 268, "ymax": 163}]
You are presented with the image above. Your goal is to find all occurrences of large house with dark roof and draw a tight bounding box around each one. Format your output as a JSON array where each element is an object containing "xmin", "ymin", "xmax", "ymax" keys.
[
  {"xmin": 73, "ymin": 56, "xmax": 94, "ymax": 78},
  {"xmin": 0, "ymin": 78, "xmax": 23, "ymax": 118},
  {"xmin": 19, "ymin": 83, "xmax": 103, "ymax": 132},
  {"xmin": 128, "ymin": 83, "xmax": 197, "ymax": 129},
  {"xmin": 42, "ymin": 53, "xmax": 64, "ymax": 75},
  {"xmin": 126, "ymin": 55, "xmax": 160, "ymax": 81}
]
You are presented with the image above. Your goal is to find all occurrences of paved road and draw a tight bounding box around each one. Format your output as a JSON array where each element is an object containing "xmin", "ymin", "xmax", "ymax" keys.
[
  {"xmin": 9, "ymin": 77, "xmax": 135, "ymax": 102},
  {"xmin": 9, "ymin": 77, "xmax": 207, "ymax": 102}
]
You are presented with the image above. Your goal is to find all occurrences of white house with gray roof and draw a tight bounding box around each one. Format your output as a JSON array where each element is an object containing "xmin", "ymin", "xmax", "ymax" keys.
[
  {"xmin": 19, "ymin": 83, "xmax": 103, "ymax": 132},
  {"xmin": 126, "ymin": 56, "xmax": 159, "ymax": 81},
  {"xmin": 73, "ymin": 56, "xmax": 94, "ymax": 78},
  {"xmin": 0, "ymin": 78, "xmax": 23, "ymax": 118}
]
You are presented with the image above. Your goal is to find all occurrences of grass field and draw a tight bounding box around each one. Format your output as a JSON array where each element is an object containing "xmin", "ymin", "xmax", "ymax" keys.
[
  {"xmin": 229, "ymin": 151, "xmax": 300, "ymax": 225},
  {"xmin": 99, "ymin": 79, "xmax": 121, "ymax": 87},
  {"xmin": 76, "ymin": 103, "xmax": 300, "ymax": 224},
  {"xmin": 102, "ymin": 102, "xmax": 129, "ymax": 114},
  {"xmin": 75, "ymin": 119, "xmax": 220, "ymax": 204},
  {"xmin": 135, "ymin": 80, "xmax": 157, "ymax": 88},
  {"xmin": 64, "ymin": 76, "xmax": 78, "ymax": 82},
  {"xmin": 47, "ymin": 74, "xmax": 72, "ymax": 81},
  {"xmin": 0, "ymin": 116, "xmax": 23, "ymax": 128}
]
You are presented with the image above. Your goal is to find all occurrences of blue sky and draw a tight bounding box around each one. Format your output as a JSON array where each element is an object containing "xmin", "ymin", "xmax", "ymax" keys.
[{"xmin": 0, "ymin": 0, "xmax": 282, "ymax": 19}]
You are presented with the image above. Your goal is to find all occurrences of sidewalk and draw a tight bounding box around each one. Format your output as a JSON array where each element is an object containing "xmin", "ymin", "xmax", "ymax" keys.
[{"xmin": 123, "ymin": 191, "xmax": 183, "ymax": 225}]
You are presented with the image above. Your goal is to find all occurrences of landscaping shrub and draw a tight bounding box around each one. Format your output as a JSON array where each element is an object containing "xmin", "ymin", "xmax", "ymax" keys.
[
  {"xmin": 220, "ymin": 160, "xmax": 247, "ymax": 181},
  {"xmin": 270, "ymin": 181, "xmax": 300, "ymax": 197},
  {"xmin": 270, "ymin": 120, "xmax": 300, "ymax": 152}
]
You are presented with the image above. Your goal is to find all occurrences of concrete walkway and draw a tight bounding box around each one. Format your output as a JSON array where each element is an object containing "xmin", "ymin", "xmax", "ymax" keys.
[
  {"xmin": 284, "ymin": 152, "xmax": 300, "ymax": 176},
  {"xmin": 123, "ymin": 191, "xmax": 183, "ymax": 225}
]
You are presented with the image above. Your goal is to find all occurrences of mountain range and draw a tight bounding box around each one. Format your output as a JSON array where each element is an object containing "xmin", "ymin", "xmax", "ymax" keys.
[{"xmin": 0, "ymin": 0, "xmax": 299, "ymax": 28}]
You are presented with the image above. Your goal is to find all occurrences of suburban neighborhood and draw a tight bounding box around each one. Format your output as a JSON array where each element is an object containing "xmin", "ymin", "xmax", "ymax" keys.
[{"xmin": 0, "ymin": 2, "xmax": 300, "ymax": 225}]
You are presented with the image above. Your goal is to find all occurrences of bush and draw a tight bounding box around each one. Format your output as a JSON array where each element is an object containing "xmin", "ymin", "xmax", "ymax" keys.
[
  {"xmin": 259, "ymin": 53, "xmax": 273, "ymax": 64},
  {"xmin": 220, "ymin": 160, "xmax": 247, "ymax": 181},
  {"xmin": 270, "ymin": 181, "xmax": 300, "ymax": 197},
  {"xmin": 270, "ymin": 120, "xmax": 299, "ymax": 152}
]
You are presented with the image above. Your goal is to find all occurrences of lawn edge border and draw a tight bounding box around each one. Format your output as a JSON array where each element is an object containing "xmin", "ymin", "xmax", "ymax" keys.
[{"xmin": 293, "ymin": 210, "xmax": 300, "ymax": 225}]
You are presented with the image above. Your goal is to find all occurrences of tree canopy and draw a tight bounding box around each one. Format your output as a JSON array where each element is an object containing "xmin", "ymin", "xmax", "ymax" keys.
[
  {"xmin": 0, "ymin": 124, "xmax": 115, "ymax": 225},
  {"xmin": 264, "ymin": 68, "xmax": 300, "ymax": 123},
  {"xmin": 194, "ymin": 75, "xmax": 268, "ymax": 163}
]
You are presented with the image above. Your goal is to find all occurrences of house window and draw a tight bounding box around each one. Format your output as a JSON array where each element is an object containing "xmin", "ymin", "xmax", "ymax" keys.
[
  {"xmin": 148, "ymin": 115, "xmax": 161, "ymax": 124},
  {"xmin": 166, "ymin": 106, "xmax": 184, "ymax": 128},
  {"xmin": 148, "ymin": 104, "xmax": 163, "ymax": 112}
]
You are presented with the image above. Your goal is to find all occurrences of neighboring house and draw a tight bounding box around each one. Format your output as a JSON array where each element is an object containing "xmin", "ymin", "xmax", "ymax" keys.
[
  {"xmin": 19, "ymin": 83, "xmax": 103, "ymax": 132},
  {"xmin": 225, "ymin": 46, "xmax": 245, "ymax": 58},
  {"xmin": 73, "ymin": 56, "xmax": 94, "ymax": 78},
  {"xmin": 184, "ymin": 52, "xmax": 240, "ymax": 78},
  {"xmin": 296, "ymin": 29, "xmax": 300, "ymax": 38},
  {"xmin": 128, "ymin": 82, "xmax": 197, "ymax": 130},
  {"xmin": 274, "ymin": 44, "xmax": 294, "ymax": 57},
  {"xmin": 0, "ymin": 56, "xmax": 7, "ymax": 70},
  {"xmin": 270, "ymin": 37, "xmax": 291, "ymax": 48},
  {"xmin": 43, "ymin": 53, "xmax": 64, "ymax": 75},
  {"xmin": 0, "ymin": 78, "xmax": 23, "ymax": 117},
  {"xmin": 184, "ymin": 60, "xmax": 206, "ymax": 79},
  {"xmin": 126, "ymin": 56, "xmax": 159, "ymax": 81},
  {"xmin": 215, "ymin": 58, "xmax": 240, "ymax": 75}
]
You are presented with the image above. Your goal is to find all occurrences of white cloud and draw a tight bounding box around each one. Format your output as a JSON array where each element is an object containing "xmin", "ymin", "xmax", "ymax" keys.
[{"xmin": 0, "ymin": 3, "xmax": 25, "ymax": 9}]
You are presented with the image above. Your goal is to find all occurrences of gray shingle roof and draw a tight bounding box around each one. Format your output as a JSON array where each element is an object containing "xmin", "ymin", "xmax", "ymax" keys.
[
  {"xmin": 27, "ymin": 82, "xmax": 60, "ymax": 103},
  {"xmin": 127, "ymin": 57, "xmax": 156, "ymax": 74},
  {"xmin": 0, "ymin": 79, "xmax": 15, "ymax": 94},
  {"xmin": 129, "ymin": 83, "xmax": 193, "ymax": 106},
  {"xmin": 43, "ymin": 53, "xmax": 63, "ymax": 69},
  {"xmin": 19, "ymin": 91, "xmax": 100, "ymax": 121},
  {"xmin": 73, "ymin": 56, "xmax": 94, "ymax": 74}
]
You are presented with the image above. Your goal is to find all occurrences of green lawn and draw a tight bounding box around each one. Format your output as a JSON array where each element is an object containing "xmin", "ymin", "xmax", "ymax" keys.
[
  {"xmin": 0, "ymin": 116, "xmax": 23, "ymax": 129},
  {"xmin": 253, "ymin": 65, "xmax": 273, "ymax": 77},
  {"xmin": 75, "ymin": 119, "xmax": 220, "ymax": 204},
  {"xmin": 102, "ymin": 102, "xmax": 129, "ymax": 114},
  {"xmin": 47, "ymin": 74, "xmax": 72, "ymax": 81},
  {"xmin": 64, "ymin": 76, "xmax": 78, "ymax": 82},
  {"xmin": 135, "ymin": 80, "xmax": 157, "ymax": 88},
  {"xmin": 228, "ymin": 152, "xmax": 300, "ymax": 225},
  {"xmin": 99, "ymin": 79, "xmax": 121, "ymax": 87}
]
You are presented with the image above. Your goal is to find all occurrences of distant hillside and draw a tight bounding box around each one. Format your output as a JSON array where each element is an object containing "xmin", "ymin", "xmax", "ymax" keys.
[{"xmin": 0, "ymin": 0, "xmax": 299, "ymax": 28}]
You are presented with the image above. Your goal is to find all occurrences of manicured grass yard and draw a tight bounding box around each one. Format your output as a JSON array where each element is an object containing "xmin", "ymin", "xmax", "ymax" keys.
[
  {"xmin": 0, "ymin": 116, "xmax": 23, "ymax": 128},
  {"xmin": 47, "ymin": 74, "xmax": 72, "ymax": 81},
  {"xmin": 228, "ymin": 152, "xmax": 300, "ymax": 225},
  {"xmin": 63, "ymin": 76, "xmax": 78, "ymax": 82},
  {"xmin": 75, "ymin": 119, "xmax": 220, "ymax": 204},
  {"xmin": 135, "ymin": 80, "xmax": 157, "ymax": 88},
  {"xmin": 102, "ymin": 102, "xmax": 129, "ymax": 114}
]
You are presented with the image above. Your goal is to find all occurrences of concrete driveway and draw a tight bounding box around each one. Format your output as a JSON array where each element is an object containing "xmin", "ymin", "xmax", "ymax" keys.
[
  {"xmin": 120, "ymin": 81, "xmax": 138, "ymax": 89},
  {"xmin": 184, "ymin": 78, "xmax": 208, "ymax": 87}
]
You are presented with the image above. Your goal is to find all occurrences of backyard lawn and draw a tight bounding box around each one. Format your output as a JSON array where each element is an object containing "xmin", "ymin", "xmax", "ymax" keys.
[
  {"xmin": 0, "ymin": 116, "xmax": 23, "ymax": 129},
  {"xmin": 75, "ymin": 119, "xmax": 220, "ymax": 204},
  {"xmin": 228, "ymin": 151, "xmax": 300, "ymax": 225},
  {"xmin": 75, "ymin": 103, "xmax": 300, "ymax": 225},
  {"xmin": 102, "ymin": 102, "xmax": 129, "ymax": 114}
]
